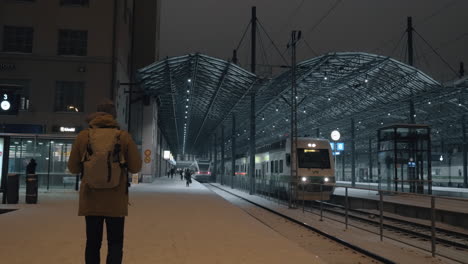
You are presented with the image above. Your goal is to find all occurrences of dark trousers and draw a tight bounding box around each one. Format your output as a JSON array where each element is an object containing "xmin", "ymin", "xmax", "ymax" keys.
[{"xmin": 85, "ymin": 216, "xmax": 125, "ymax": 264}]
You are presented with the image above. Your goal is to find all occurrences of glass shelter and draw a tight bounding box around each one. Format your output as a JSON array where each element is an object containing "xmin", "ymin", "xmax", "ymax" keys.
[
  {"xmin": 377, "ymin": 124, "xmax": 432, "ymax": 194},
  {"xmin": 1, "ymin": 133, "xmax": 77, "ymax": 190}
]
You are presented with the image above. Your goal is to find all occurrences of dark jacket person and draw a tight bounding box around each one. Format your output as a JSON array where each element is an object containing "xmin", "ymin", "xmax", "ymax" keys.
[{"xmin": 68, "ymin": 101, "xmax": 141, "ymax": 264}]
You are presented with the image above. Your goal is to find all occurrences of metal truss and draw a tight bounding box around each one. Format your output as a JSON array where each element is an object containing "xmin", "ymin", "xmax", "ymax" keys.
[{"xmin": 139, "ymin": 52, "xmax": 466, "ymax": 157}]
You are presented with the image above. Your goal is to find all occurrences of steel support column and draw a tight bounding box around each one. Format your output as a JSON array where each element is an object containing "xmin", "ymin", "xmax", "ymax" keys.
[
  {"xmin": 407, "ymin": 17, "xmax": 416, "ymax": 124},
  {"xmin": 221, "ymin": 125, "xmax": 225, "ymax": 185},
  {"xmin": 231, "ymin": 114, "xmax": 236, "ymax": 189},
  {"xmin": 351, "ymin": 118, "xmax": 356, "ymax": 187},
  {"xmin": 369, "ymin": 138, "xmax": 373, "ymax": 182},
  {"xmin": 249, "ymin": 6, "xmax": 257, "ymax": 195},
  {"xmin": 463, "ymin": 115, "xmax": 468, "ymax": 187},
  {"xmin": 214, "ymin": 133, "xmax": 218, "ymax": 183}
]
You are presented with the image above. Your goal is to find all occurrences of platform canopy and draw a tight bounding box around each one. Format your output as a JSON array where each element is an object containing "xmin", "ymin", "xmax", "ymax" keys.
[
  {"xmin": 231, "ymin": 52, "xmax": 464, "ymax": 153},
  {"xmin": 139, "ymin": 52, "xmax": 465, "ymax": 156},
  {"xmin": 138, "ymin": 53, "xmax": 257, "ymax": 154}
]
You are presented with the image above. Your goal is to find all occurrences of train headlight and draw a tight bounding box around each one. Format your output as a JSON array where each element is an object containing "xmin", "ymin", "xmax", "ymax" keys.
[
  {"xmin": 301, "ymin": 177, "xmax": 307, "ymax": 182},
  {"xmin": 324, "ymin": 177, "xmax": 329, "ymax": 183}
]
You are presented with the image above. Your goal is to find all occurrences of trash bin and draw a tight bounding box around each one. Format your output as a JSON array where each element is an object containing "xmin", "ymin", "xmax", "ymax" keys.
[
  {"xmin": 26, "ymin": 174, "xmax": 38, "ymax": 204},
  {"xmin": 7, "ymin": 173, "xmax": 19, "ymax": 204}
]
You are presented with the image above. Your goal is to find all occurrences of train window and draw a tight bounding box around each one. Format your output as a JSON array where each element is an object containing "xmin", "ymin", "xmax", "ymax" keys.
[
  {"xmin": 279, "ymin": 160, "xmax": 283, "ymax": 173},
  {"xmin": 275, "ymin": 160, "xmax": 279, "ymax": 173},
  {"xmin": 297, "ymin": 148, "xmax": 331, "ymax": 169},
  {"xmin": 270, "ymin": 161, "xmax": 274, "ymax": 173}
]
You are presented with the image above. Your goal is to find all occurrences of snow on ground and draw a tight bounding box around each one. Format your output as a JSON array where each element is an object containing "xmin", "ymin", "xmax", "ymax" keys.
[
  {"xmin": 0, "ymin": 178, "xmax": 325, "ymax": 264},
  {"xmin": 210, "ymin": 183, "xmax": 456, "ymax": 264}
]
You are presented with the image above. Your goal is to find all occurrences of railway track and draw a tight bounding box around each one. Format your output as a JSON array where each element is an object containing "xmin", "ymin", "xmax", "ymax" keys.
[
  {"xmin": 206, "ymin": 183, "xmax": 394, "ymax": 264},
  {"xmin": 310, "ymin": 201, "xmax": 468, "ymax": 251}
]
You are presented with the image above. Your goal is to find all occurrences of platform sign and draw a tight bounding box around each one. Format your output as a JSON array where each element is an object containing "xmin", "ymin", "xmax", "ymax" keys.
[
  {"xmin": 330, "ymin": 142, "xmax": 344, "ymax": 151},
  {"xmin": 0, "ymin": 90, "xmax": 19, "ymax": 115}
]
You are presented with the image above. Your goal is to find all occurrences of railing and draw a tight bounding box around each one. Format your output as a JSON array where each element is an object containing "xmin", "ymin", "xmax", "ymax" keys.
[{"xmin": 220, "ymin": 176, "xmax": 468, "ymax": 263}]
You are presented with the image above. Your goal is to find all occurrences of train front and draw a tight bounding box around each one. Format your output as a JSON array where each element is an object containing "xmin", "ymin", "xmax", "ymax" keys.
[{"xmin": 295, "ymin": 138, "xmax": 335, "ymax": 200}]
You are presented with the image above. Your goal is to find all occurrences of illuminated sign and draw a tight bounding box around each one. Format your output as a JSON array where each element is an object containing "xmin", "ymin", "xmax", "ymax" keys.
[
  {"xmin": 163, "ymin": 150, "xmax": 171, "ymax": 160},
  {"xmin": 337, "ymin": 143, "xmax": 344, "ymax": 151},
  {"xmin": 304, "ymin": 149, "xmax": 318, "ymax": 153},
  {"xmin": 60, "ymin": 127, "xmax": 76, "ymax": 132},
  {"xmin": 0, "ymin": 91, "xmax": 19, "ymax": 115},
  {"xmin": 330, "ymin": 142, "xmax": 345, "ymax": 151},
  {"xmin": 331, "ymin": 130, "xmax": 341, "ymax": 141}
]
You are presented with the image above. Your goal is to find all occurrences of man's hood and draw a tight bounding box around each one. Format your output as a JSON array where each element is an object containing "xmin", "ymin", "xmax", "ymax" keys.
[{"xmin": 86, "ymin": 112, "xmax": 120, "ymax": 128}]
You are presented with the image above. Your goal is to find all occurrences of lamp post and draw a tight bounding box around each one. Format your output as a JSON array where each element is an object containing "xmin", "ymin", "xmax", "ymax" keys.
[{"xmin": 331, "ymin": 130, "xmax": 341, "ymax": 180}]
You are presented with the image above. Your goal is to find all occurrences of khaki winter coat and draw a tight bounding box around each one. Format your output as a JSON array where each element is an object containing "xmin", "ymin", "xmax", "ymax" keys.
[{"xmin": 68, "ymin": 113, "xmax": 142, "ymax": 217}]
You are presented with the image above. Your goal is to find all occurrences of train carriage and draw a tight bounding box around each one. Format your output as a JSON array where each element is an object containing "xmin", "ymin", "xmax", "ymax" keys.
[{"xmin": 225, "ymin": 137, "xmax": 335, "ymax": 200}]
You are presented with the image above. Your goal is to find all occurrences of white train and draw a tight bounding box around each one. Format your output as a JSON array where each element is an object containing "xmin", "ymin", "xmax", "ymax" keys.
[
  {"xmin": 191, "ymin": 160, "xmax": 212, "ymax": 182},
  {"xmin": 224, "ymin": 137, "xmax": 335, "ymax": 200}
]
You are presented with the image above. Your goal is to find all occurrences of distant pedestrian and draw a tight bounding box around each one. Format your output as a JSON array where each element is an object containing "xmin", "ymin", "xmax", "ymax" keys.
[
  {"xmin": 68, "ymin": 100, "xmax": 142, "ymax": 264},
  {"xmin": 26, "ymin": 158, "xmax": 37, "ymax": 174},
  {"xmin": 179, "ymin": 169, "xmax": 184, "ymax": 181},
  {"xmin": 170, "ymin": 168, "xmax": 175, "ymax": 179},
  {"xmin": 185, "ymin": 169, "xmax": 192, "ymax": 187}
]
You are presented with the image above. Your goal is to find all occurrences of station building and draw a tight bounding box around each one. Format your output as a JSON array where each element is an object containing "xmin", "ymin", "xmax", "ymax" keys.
[{"xmin": 0, "ymin": 0, "xmax": 170, "ymax": 188}]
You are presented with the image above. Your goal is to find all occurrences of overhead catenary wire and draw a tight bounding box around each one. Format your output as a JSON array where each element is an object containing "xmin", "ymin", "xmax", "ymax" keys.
[
  {"xmin": 389, "ymin": 31, "xmax": 407, "ymax": 58},
  {"xmin": 373, "ymin": 0, "xmax": 463, "ymax": 55},
  {"xmin": 302, "ymin": 38, "xmax": 319, "ymax": 57},
  {"xmin": 235, "ymin": 21, "xmax": 252, "ymax": 53},
  {"xmin": 278, "ymin": 0, "xmax": 306, "ymax": 34},
  {"xmin": 413, "ymin": 29, "xmax": 459, "ymax": 78},
  {"xmin": 281, "ymin": 0, "xmax": 342, "ymax": 57},
  {"xmin": 257, "ymin": 26, "xmax": 270, "ymax": 74},
  {"xmin": 257, "ymin": 20, "xmax": 290, "ymax": 66},
  {"xmin": 304, "ymin": 0, "xmax": 343, "ymax": 36}
]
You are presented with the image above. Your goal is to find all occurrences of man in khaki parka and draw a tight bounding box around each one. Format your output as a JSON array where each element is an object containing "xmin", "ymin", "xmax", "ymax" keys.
[{"xmin": 68, "ymin": 100, "xmax": 141, "ymax": 264}]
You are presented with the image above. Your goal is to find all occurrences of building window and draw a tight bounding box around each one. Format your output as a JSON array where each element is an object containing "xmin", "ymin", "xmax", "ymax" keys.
[
  {"xmin": 2, "ymin": 26, "xmax": 34, "ymax": 53},
  {"xmin": 57, "ymin": 30, "xmax": 87, "ymax": 56},
  {"xmin": 60, "ymin": 0, "xmax": 89, "ymax": 6},
  {"xmin": 54, "ymin": 81, "xmax": 84, "ymax": 112}
]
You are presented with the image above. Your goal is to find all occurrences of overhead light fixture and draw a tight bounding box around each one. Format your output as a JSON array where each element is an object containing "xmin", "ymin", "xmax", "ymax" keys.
[{"xmin": 188, "ymin": 79, "xmax": 192, "ymax": 83}]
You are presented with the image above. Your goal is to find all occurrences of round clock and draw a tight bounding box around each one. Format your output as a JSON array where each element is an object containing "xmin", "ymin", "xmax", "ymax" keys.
[{"xmin": 1, "ymin": 100, "xmax": 11, "ymax": 111}]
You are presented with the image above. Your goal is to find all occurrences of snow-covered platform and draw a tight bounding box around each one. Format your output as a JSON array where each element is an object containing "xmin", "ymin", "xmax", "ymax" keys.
[
  {"xmin": 0, "ymin": 177, "xmax": 322, "ymax": 264},
  {"xmin": 332, "ymin": 183, "xmax": 468, "ymax": 228}
]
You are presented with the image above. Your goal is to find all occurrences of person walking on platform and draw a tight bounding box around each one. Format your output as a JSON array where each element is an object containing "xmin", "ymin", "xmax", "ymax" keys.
[
  {"xmin": 170, "ymin": 167, "xmax": 175, "ymax": 179},
  {"xmin": 185, "ymin": 169, "xmax": 192, "ymax": 187},
  {"xmin": 179, "ymin": 169, "xmax": 184, "ymax": 181},
  {"xmin": 68, "ymin": 100, "xmax": 142, "ymax": 264}
]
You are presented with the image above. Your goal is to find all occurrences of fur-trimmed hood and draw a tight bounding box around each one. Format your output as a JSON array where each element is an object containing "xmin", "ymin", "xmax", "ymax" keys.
[{"xmin": 85, "ymin": 112, "xmax": 120, "ymax": 128}]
